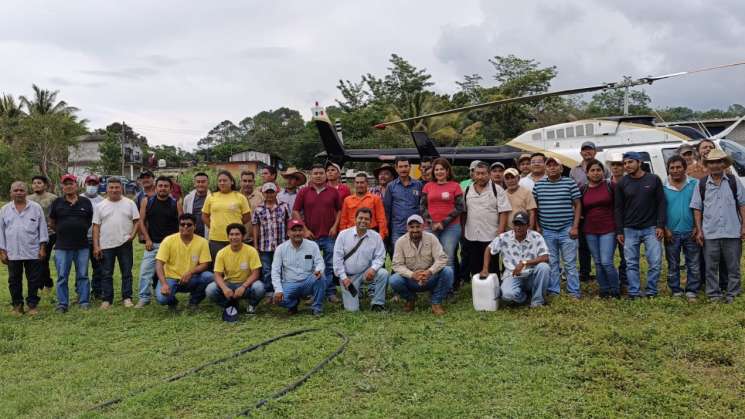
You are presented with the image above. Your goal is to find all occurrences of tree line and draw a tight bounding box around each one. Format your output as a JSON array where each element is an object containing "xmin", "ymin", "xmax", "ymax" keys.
[{"xmin": 1, "ymin": 54, "xmax": 743, "ymax": 197}]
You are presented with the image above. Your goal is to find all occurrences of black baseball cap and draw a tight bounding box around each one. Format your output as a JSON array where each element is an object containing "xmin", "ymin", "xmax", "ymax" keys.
[
  {"xmin": 513, "ymin": 211, "xmax": 529, "ymax": 226},
  {"xmin": 138, "ymin": 170, "xmax": 155, "ymax": 179}
]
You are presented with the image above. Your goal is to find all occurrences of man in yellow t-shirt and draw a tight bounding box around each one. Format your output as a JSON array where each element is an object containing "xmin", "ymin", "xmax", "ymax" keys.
[
  {"xmin": 206, "ymin": 223, "xmax": 265, "ymax": 315},
  {"xmin": 155, "ymin": 213, "xmax": 213, "ymax": 311}
]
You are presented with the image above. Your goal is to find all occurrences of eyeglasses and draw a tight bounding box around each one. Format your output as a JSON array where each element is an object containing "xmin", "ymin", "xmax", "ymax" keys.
[{"xmin": 179, "ymin": 223, "xmax": 194, "ymax": 227}]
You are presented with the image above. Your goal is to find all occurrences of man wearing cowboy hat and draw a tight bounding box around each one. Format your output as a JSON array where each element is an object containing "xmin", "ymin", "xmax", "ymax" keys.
[
  {"xmin": 279, "ymin": 167, "xmax": 306, "ymax": 210},
  {"xmin": 370, "ymin": 164, "xmax": 397, "ymax": 199},
  {"xmin": 690, "ymin": 149, "xmax": 745, "ymax": 303}
]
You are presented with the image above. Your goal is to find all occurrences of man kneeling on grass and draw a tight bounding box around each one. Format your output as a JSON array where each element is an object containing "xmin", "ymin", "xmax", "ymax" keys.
[
  {"xmin": 481, "ymin": 211, "xmax": 550, "ymax": 308},
  {"xmin": 271, "ymin": 219, "xmax": 328, "ymax": 316},
  {"xmin": 155, "ymin": 213, "xmax": 214, "ymax": 311},
  {"xmin": 390, "ymin": 214, "xmax": 452, "ymax": 315},
  {"xmin": 206, "ymin": 223, "xmax": 265, "ymax": 315}
]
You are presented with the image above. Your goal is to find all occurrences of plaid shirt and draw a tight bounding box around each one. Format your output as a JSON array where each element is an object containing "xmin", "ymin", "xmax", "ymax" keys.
[{"xmin": 251, "ymin": 202, "xmax": 291, "ymax": 252}]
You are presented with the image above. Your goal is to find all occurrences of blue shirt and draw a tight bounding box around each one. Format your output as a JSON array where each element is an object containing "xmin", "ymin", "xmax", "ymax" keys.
[
  {"xmin": 332, "ymin": 227, "xmax": 386, "ymax": 278},
  {"xmin": 271, "ymin": 238, "xmax": 325, "ymax": 293},
  {"xmin": 663, "ymin": 177, "xmax": 697, "ymax": 233},
  {"xmin": 383, "ymin": 177, "xmax": 423, "ymax": 238},
  {"xmin": 0, "ymin": 201, "xmax": 49, "ymax": 260},
  {"xmin": 533, "ymin": 176, "xmax": 581, "ymax": 230},
  {"xmin": 690, "ymin": 173, "xmax": 745, "ymax": 239}
]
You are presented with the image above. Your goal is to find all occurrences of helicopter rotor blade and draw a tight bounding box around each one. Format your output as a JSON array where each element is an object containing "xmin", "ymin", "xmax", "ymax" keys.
[{"xmin": 374, "ymin": 60, "xmax": 745, "ymax": 129}]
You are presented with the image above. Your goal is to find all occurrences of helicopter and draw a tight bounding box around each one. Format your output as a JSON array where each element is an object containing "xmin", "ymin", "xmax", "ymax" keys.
[{"xmin": 314, "ymin": 60, "xmax": 745, "ymax": 180}]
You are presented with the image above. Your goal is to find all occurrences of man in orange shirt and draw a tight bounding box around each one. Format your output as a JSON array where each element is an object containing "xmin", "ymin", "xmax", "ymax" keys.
[{"xmin": 339, "ymin": 173, "xmax": 388, "ymax": 239}]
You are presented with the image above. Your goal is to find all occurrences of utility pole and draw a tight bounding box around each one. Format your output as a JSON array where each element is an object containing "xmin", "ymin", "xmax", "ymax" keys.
[{"xmin": 121, "ymin": 121, "xmax": 126, "ymax": 176}]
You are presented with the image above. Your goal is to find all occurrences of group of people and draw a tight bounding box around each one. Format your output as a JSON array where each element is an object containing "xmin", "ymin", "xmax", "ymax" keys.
[{"xmin": 2, "ymin": 137, "xmax": 743, "ymax": 319}]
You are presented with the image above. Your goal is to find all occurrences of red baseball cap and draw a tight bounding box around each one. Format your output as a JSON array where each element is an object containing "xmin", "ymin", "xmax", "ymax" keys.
[
  {"xmin": 60, "ymin": 174, "xmax": 77, "ymax": 183},
  {"xmin": 287, "ymin": 219, "xmax": 305, "ymax": 230},
  {"xmin": 84, "ymin": 175, "xmax": 99, "ymax": 185}
]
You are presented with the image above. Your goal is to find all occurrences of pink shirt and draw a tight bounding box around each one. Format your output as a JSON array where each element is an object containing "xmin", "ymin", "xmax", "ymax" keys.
[{"xmin": 423, "ymin": 181, "xmax": 463, "ymax": 224}]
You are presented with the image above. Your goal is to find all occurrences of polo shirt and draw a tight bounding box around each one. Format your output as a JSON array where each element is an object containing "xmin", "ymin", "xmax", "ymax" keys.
[
  {"xmin": 49, "ymin": 196, "xmax": 93, "ymax": 250},
  {"xmin": 214, "ymin": 243, "xmax": 262, "ymax": 284},
  {"xmin": 464, "ymin": 181, "xmax": 512, "ymax": 241},
  {"xmin": 663, "ymin": 177, "xmax": 697, "ymax": 234},
  {"xmin": 155, "ymin": 233, "xmax": 211, "ymax": 278},
  {"xmin": 293, "ymin": 185, "xmax": 341, "ymax": 238},
  {"xmin": 532, "ymin": 176, "xmax": 581, "ymax": 231}
]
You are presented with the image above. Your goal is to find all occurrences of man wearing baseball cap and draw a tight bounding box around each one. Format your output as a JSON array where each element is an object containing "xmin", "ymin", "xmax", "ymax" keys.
[
  {"xmin": 516, "ymin": 154, "xmax": 532, "ymax": 177},
  {"xmin": 481, "ymin": 211, "xmax": 550, "ymax": 307},
  {"xmin": 390, "ymin": 214, "xmax": 452, "ymax": 315},
  {"xmin": 489, "ymin": 162, "xmax": 506, "ymax": 187},
  {"xmin": 460, "ymin": 160, "xmax": 483, "ymax": 190},
  {"xmin": 271, "ymin": 219, "xmax": 328, "ymax": 315},
  {"xmin": 615, "ymin": 151, "xmax": 666, "ymax": 299},
  {"xmin": 49, "ymin": 174, "xmax": 94, "ymax": 312},
  {"xmin": 251, "ymin": 182, "xmax": 291, "ymax": 295}
]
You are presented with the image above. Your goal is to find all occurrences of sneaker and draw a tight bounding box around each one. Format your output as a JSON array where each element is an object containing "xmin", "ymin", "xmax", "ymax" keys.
[
  {"xmin": 100, "ymin": 301, "xmax": 111, "ymax": 310},
  {"xmin": 123, "ymin": 298, "xmax": 134, "ymax": 308},
  {"xmin": 569, "ymin": 294, "xmax": 581, "ymax": 301},
  {"xmin": 370, "ymin": 304, "xmax": 386, "ymax": 312},
  {"xmin": 55, "ymin": 305, "xmax": 68, "ymax": 314},
  {"xmin": 79, "ymin": 303, "xmax": 90, "ymax": 310},
  {"xmin": 10, "ymin": 305, "xmax": 24, "ymax": 316},
  {"xmin": 708, "ymin": 297, "xmax": 724, "ymax": 303},
  {"xmin": 327, "ymin": 294, "xmax": 340, "ymax": 304},
  {"xmin": 135, "ymin": 300, "xmax": 149, "ymax": 309},
  {"xmin": 246, "ymin": 304, "xmax": 257, "ymax": 315},
  {"xmin": 312, "ymin": 309, "xmax": 323, "ymax": 317},
  {"xmin": 725, "ymin": 296, "xmax": 735, "ymax": 305},
  {"xmin": 672, "ymin": 292, "xmax": 684, "ymax": 298},
  {"xmin": 685, "ymin": 292, "xmax": 698, "ymax": 302}
]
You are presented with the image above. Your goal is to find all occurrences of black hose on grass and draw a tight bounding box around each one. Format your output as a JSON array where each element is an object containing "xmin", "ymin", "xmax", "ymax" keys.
[{"xmin": 89, "ymin": 328, "xmax": 349, "ymax": 417}]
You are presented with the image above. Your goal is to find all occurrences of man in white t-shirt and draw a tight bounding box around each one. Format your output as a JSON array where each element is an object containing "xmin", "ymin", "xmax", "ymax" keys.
[
  {"xmin": 518, "ymin": 152, "xmax": 548, "ymax": 192},
  {"xmin": 92, "ymin": 177, "xmax": 140, "ymax": 309}
]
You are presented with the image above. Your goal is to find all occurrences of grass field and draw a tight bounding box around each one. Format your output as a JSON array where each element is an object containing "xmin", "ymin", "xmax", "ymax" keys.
[{"xmin": 1, "ymin": 241, "xmax": 745, "ymax": 418}]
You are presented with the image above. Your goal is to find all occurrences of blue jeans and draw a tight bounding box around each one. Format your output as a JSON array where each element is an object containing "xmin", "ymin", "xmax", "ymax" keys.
[
  {"xmin": 428, "ymin": 223, "xmax": 461, "ymax": 268},
  {"xmin": 623, "ymin": 227, "xmax": 662, "ymax": 297},
  {"xmin": 500, "ymin": 262, "xmax": 551, "ymax": 307},
  {"xmin": 278, "ymin": 274, "xmax": 329, "ymax": 313},
  {"xmin": 55, "ymin": 248, "xmax": 91, "ymax": 308},
  {"xmin": 316, "ymin": 236, "xmax": 337, "ymax": 297},
  {"xmin": 206, "ymin": 281, "xmax": 265, "ymax": 307},
  {"xmin": 543, "ymin": 226, "xmax": 580, "ymax": 297},
  {"xmin": 137, "ymin": 242, "xmax": 160, "ymax": 303},
  {"xmin": 259, "ymin": 251, "xmax": 274, "ymax": 293},
  {"xmin": 665, "ymin": 231, "xmax": 701, "ymax": 295},
  {"xmin": 101, "ymin": 241, "xmax": 134, "ymax": 303},
  {"xmin": 340, "ymin": 269, "xmax": 389, "ymax": 311},
  {"xmin": 586, "ymin": 232, "xmax": 620, "ymax": 296},
  {"xmin": 390, "ymin": 266, "xmax": 453, "ymax": 305},
  {"xmin": 155, "ymin": 271, "xmax": 214, "ymax": 306}
]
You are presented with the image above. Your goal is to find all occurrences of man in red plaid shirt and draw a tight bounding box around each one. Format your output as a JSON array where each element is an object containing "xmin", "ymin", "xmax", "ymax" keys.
[{"xmin": 251, "ymin": 183, "xmax": 291, "ymax": 294}]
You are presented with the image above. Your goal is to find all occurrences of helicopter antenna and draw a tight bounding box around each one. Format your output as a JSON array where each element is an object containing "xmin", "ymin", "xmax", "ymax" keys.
[{"xmin": 375, "ymin": 60, "xmax": 745, "ymax": 129}]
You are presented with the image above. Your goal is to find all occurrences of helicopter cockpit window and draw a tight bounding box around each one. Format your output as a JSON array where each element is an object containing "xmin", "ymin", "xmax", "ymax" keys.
[{"xmin": 719, "ymin": 140, "xmax": 745, "ymax": 177}]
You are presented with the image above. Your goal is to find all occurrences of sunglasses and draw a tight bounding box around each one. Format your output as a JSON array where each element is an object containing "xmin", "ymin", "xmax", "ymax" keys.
[{"xmin": 180, "ymin": 223, "xmax": 194, "ymax": 227}]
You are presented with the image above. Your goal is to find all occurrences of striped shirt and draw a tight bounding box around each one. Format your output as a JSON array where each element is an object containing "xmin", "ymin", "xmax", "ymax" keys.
[
  {"xmin": 533, "ymin": 176, "xmax": 581, "ymax": 230},
  {"xmin": 251, "ymin": 202, "xmax": 291, "ymax": 252}
]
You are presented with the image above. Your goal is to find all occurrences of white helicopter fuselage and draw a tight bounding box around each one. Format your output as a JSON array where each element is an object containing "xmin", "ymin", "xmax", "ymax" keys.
[{"xmin": 507, "ymin": 118, "xmax": 745, "ymax": 182}]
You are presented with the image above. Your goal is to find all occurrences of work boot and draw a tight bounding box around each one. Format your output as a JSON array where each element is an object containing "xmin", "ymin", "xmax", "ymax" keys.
[
  {"xmin": 10, "ymin": 305, "xmax": 24, "ymax": 316},
  {"xmin": 403, "ymin": 299, "xmax": 416, "ymax": 312},
  {"xmin": 431, "ymin": 304, "xmax": 446, "ymax": 316}
]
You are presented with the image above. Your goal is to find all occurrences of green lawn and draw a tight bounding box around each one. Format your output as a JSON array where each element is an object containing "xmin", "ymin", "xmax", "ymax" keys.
[{"xmin": 1, "ymin": 242, "xmax": 744, "ymax": 418}]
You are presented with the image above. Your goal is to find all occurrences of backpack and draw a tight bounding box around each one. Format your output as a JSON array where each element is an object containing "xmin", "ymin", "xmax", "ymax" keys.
[
  {"xmin": 699, "ymin": 175, "xmax": 740, "ymax": 220},
  {"xmin": 464, "ymin": 181, "xmax": 499, "ymax": 209}
]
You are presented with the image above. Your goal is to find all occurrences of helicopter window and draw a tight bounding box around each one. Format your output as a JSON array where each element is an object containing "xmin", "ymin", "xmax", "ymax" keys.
[
  {"xmin": 585, "ymin": 124, "xmax": 594, "ymax": 136},
  {"xmin": 532, "ymin": 132, "xmax": 541, "ymax": 141},
  {"xmin": 719, "ymin": 140, "xmax": 745, "ymax": 177},
  {"xmin": 661, "ymin": 148, "xmax": 679, "ymax": 165},
  {"xmin": 557, "ymin": 129, "xmax": 565, "ymax": 139},
  {"xmin": 566, "ymin": 126, "xmax": 575, "ymax": 137},
  {"xmin": 547, "ymin": 130, "xmax": 555, "ymax": 140},
  {"xmin": 576, "ymin": 125, "xmax": 585, "ymax": 136},
  {"xmin": 638, "ymin": 152, "xmax": 653, "ymax": 174}
]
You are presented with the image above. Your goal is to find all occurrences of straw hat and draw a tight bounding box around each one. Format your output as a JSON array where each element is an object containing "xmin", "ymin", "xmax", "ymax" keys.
[{"xmin": 281, "ymin": 167, "xmax": 307, "ymax": 185}]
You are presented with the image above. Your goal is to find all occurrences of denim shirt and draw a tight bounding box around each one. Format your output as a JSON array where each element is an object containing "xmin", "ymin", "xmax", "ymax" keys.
[{"xmin": 383, "ymin": 177, "xmax": 423, "ymax": 238}]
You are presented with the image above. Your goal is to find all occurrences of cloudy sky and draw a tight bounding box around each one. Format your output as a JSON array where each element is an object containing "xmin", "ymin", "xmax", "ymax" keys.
[{"xmin": 3, "ymin": 0, "xmax": 744, "ymax": 149}]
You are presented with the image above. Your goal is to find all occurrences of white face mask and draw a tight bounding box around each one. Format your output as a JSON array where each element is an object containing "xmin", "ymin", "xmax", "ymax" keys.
[{"xmin": 85, "ymin": 185, "xmax": 98, "ymax": 196}]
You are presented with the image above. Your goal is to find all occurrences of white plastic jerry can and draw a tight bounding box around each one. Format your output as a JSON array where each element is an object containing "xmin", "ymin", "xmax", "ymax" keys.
[{"xmin": 472, "ymin": 273, "xmax": 500, "ymax": 311}]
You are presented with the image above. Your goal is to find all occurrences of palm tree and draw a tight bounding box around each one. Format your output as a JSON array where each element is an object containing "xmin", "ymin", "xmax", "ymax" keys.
[
  {"xmin": 20, "ymin": 84, "xmax": 79, "ymax": 116},
  {"xmin": 0, "ymin": 94, "xmax": 25, "ymax": 118},
  {"xmin": 0, "ymin": 94, "xmax": 26, "ymax": 144}
]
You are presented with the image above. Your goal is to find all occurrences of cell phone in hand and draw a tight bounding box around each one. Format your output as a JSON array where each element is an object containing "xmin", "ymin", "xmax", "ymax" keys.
[{"xmin": 347, "ymin": 283, "xmax": 358, "ymax": 297}]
